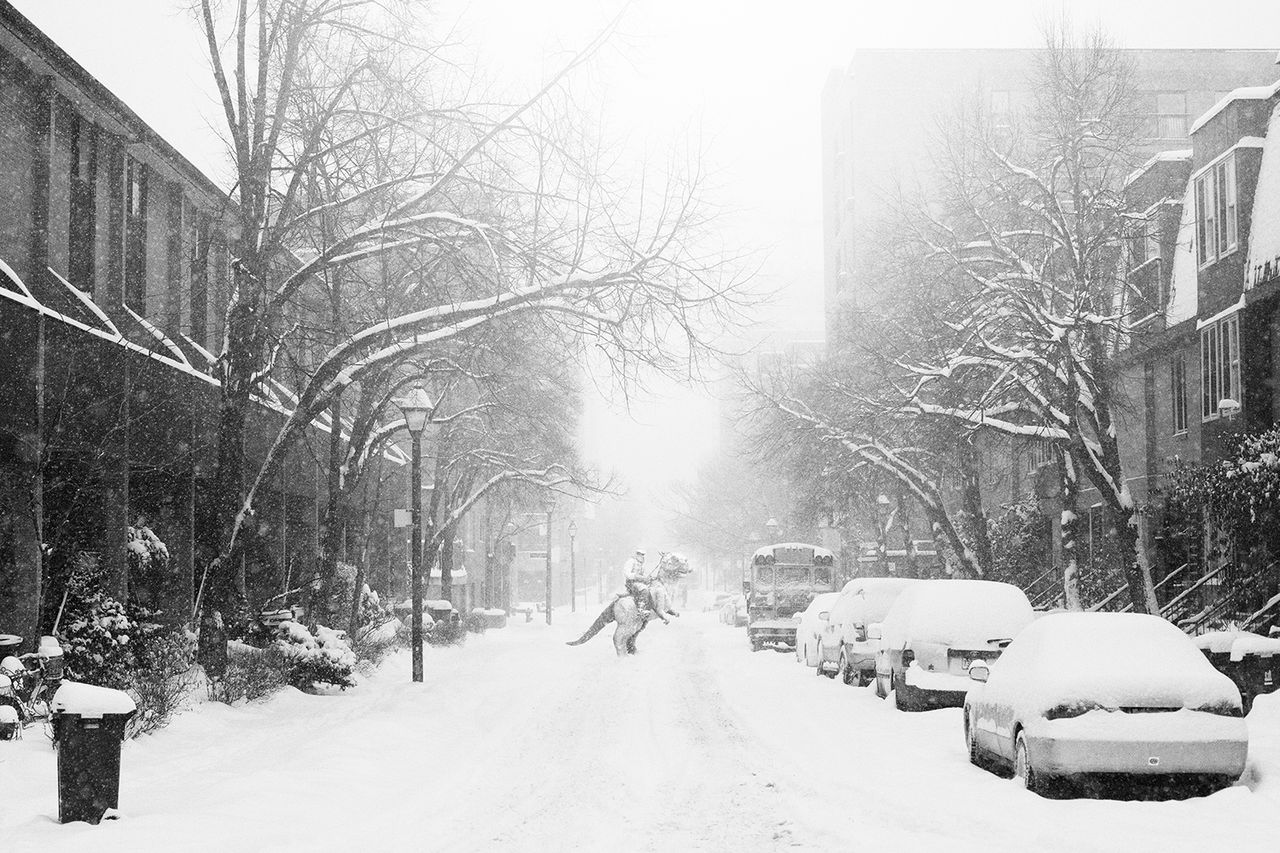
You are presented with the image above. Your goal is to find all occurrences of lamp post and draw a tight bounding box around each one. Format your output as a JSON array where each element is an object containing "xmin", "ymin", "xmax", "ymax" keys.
[
  {"xmin": 568, "ymin": 519, "xmax": 578, "ymax": 613},
  {"xmin": 395, "ymin": 387, "xmax": 434, "ymax": 684},
  {"xmin": 764, "ymin": 517, "xmax": 779, "ymax": 543},
  {"xmin": 542, "ymin": 493, "xmax": 555, "ymax": 625}
]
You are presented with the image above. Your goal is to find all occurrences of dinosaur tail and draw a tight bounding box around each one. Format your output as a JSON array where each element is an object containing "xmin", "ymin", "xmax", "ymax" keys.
[{"xmin": 566, "ymin": 602, "xmax": 616, "ymax": 646}]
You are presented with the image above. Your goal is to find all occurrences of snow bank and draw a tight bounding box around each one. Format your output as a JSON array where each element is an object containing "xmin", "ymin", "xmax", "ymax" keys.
[{"xmin": 983, "ymin": 612, "xmax": 1241, "ymax": 717}]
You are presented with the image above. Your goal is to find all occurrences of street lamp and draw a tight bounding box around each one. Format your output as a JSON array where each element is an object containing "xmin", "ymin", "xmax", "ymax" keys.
[
  {"xmin": 395, "ymin": 386, "xmax": 434, "ymax": 684},
  {"xmin": 568, "ymin": 519, "xmax": 578, "ymax": 613},
  {"xmin": 542, "ymin": 492, "xmax": 555, "ymax": 625},
  {"xmin": 764, "ymin": 517, "xmax": 779, "ymax": 542}
]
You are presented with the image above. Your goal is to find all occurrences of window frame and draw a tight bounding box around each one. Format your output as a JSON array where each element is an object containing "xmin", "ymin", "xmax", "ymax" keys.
[
  {"xmin": 1195, "ymin": 151, "xmax": 1240, "ymax": 269},
  {"xmin": 1171, "ymin": 354, "xmax": 1188, "ymax": 435},
  {"xmin": 1200, "ymin": 313, "xmax": 1241, "ymax": 421}
]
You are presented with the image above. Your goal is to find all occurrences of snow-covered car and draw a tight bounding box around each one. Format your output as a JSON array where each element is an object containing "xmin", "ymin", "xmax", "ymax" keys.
[
  {"xmin": 964, "ymin": 612, "xmax": 1249, "ymax": 796},
  {"xmin": 795, "ymin": 592, "xmax": 842, "ymax": 668},
  {"xmin": 706, "ymin": 592, "xmax": 734, "ymax": 613},
  {"xmin": 817, "ymin": 577, "xmax": 918, "ymax": 684},
  {"xmin": 720, "ymin": 595, "xmax": 748, "ymax": 627},
  {"xmin": 873, "ymin": 579, "xmax": 1034, "ymax": 711}
]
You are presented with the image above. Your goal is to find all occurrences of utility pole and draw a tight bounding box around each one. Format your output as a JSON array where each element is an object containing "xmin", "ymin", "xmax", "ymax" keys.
[{"xmin": 542, "ymin": 494, "xmax": 555, "ymax": 625}]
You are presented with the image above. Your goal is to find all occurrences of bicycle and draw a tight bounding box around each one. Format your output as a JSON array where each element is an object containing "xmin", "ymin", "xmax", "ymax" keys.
[{"xmin": 0, "ymin": 634, "xmax": 67, "ymax": 741}]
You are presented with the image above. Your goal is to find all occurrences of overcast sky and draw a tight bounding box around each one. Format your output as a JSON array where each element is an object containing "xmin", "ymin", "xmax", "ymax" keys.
[{"xmin": 11, "ymin": 0, "xmax": 1280, "ymax": 499}]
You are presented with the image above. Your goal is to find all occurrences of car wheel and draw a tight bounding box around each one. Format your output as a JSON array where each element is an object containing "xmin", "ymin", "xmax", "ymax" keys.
[
  {"xmin": 796, "ymin": 641, "xmax": 803, "ymax": 664},
  {"xmin": 891, "ymin": 671, "xmax": 920, "ymax": 712},
  {"xmin": 750, "ymin": 637, "xmax": 762, "ymax": 652},
  {"xmin": 1014, "ymin": 731, "xmax": 1051, "ymax": 796},
  {"xmin": 965, "ymin": 713, "xmax": 982, "ymax": 767},
  {"xmin": 839, "ymin": 652, "xmax": 855, "ymax": 686},
  {"xmin": 875, "ymin": 672, "xmax": 889, "ymax": 699}
]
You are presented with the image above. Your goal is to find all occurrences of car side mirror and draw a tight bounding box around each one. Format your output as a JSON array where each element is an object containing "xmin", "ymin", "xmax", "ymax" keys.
[
  {"xmin": 968, "ymin": 662, "xmax": 990, "ymax": 683},
  {"xmin": 742, "ymin": 580, "xmax": 751, "ymax": 596},
  {"xmin": 819, "ymin": 611, "xmax": 830, "ymax": 621},
  {"xmin": 853, "ymin": 622, "xmax": 867, "ymax": 642},
  {"xmin": 867, "ymin": 623, "xmax": 882, "ymax": 641}
]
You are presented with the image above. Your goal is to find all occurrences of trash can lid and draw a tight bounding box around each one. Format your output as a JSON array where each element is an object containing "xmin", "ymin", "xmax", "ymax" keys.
[{"xmin": 52, "ymin": 681, "xmax": 136, "ymax": 718}]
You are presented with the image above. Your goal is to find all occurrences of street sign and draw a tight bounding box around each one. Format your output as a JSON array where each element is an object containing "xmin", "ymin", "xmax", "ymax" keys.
[{"xmin": 393, "ymin": 509, "xmax": 411, "ymax": 528}]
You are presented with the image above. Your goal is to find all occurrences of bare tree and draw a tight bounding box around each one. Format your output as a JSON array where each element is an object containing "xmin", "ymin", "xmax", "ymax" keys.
[{"xmin": 190, "ymin": 1, "xmax": 744, "ymax": 622}]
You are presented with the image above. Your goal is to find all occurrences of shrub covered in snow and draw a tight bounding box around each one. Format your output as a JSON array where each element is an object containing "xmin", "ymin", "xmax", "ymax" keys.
[
  {"xmin": 269, "ymin": 620, "xmax": 358, "ymax": 691},
  {"xmin": 57, "ymin": 570, "xmax": 194, "ymax": 736}
]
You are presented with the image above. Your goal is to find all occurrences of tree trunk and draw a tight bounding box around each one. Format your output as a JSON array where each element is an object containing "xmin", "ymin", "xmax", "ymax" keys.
[
  {"xmin": 1057, "ymin": 450, "xmax": 1083, "ymax": 611},
  {"xmin": 956, "ymin": 434, "xmax": 993, "ymax": 577},
  {"xmin": 315, "ymin": 393, "xmax": 345, "ymax": 623},
  {"xmin": 897, "ymin": 493, "xmax": 918, "ymax": 578}
]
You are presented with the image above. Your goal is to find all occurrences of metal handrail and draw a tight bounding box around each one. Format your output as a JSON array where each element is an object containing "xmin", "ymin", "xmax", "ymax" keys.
[
  {"xmin": 1161, "ymin": 564, "xmax": 1227, "ymax": 621},
  {"xmin": 1088, "ymin": 583, "xmax": 1129, "ymax": 613},
  {"xmin": 1243, "ymin": 593, "xmax": 1280, "ymax": 633},
  {"xmin": 1023, "ymin": 565, "xmax": 1059, "ymax": 595},
  {"xmin": 1117, "ymin": 562, "xmax": 1191, "ymax": 614}
]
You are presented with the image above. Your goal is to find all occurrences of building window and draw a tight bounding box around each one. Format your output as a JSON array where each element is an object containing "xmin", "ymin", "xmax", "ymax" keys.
[
  {"xmin": 190, "ymin": 211, "xmax": 210, "ymax": 347},
  {"xmin": 68, "ymin": 115, "xmax": 97, "ymax": 291},
  {"xmin": 1024, "ymin": 441, "xmax": 1054, "ymax": 474},
  {"xmin": 1195, "ymin": 153, "xmax": 1238, "ymax": 268},
  {"xmin": 1171, "ymin": 354, "xmax": 1188, "ymax": 434},
  {"xmin": 166, "ymin": 186, "xmax": 184, "ymax": 331},
  {"xmin": 1153, "ymin": 92, "xmax": 1187, "ymax": 139},
  {"xmin": 1201, "ymin": 313, "xmax": 1240, "ymax": 420},
  {"xmin": 124, "ymin": 157, "xmax": 147, "ymax": 311}
]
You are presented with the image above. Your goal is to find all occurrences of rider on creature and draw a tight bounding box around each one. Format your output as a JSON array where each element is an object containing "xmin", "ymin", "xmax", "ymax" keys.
[{"xmin": 623, "ymin": 548, "xmax": 668, "ymax": 624}]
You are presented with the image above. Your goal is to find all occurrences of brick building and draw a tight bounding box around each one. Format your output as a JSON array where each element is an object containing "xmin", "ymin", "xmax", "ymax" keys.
[{"xmin": 0, "ymin": 2, "xmax": 427, "ymax": 643}]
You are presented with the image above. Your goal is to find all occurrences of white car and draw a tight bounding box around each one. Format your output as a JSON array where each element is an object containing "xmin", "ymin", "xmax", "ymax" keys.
[
  {"xmin": 796, "ymin": 592, "xmax": 842, "ymax": 668},
  {"xmin": 964, "ymin": 611, "xmax": 1248, "ymax": 797},
  {"xmin": 873, "ymin": 579, "xmax": 1034, "ymax": 710},
  {"xmin": 816, "ymin": 577, "xmax": 918, "ymax": 684}
]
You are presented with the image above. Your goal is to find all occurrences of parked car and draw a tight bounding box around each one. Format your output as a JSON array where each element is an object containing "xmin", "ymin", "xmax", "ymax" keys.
[
  {"xmin": 817, "ymin": 577, "xmax": 918, "ymax": 684},
  {"xmin": 720, "ymin": 594, "xmax": 748, "ymax": 627},
  {"xmin": 796, "ymin": 592, "xmax": 842, "ymax": 668},
  {"xmin": 873, "ymin": 579, "xmax": 1034, "ymax": 711},
  {"xmin": 964, "ymin": 612, "xmax": 1248, "ymax": 797},
  {"xmin": 706, "ymin": 592, "xmax": 734, "ymax": 613}
]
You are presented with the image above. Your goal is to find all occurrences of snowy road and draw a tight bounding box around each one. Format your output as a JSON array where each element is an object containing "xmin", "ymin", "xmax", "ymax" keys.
[{"xmin": 4, "ymin": 609, "xmax": 1280, "ymax": 852}]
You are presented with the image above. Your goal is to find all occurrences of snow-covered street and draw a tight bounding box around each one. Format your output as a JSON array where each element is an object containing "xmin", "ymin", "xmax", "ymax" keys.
[{"xmin": 4, "ymin": 610, "xmax": 1279, "ymax": 852}]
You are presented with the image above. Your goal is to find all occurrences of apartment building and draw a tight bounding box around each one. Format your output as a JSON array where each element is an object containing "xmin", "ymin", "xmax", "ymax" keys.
[
  {"xmin": 822, "ymin": 48, "xmax": 1280, "ymax": 345},
  {"xmin": 0, "ymin": 2, "xmax": 424, "ymax": 641}
]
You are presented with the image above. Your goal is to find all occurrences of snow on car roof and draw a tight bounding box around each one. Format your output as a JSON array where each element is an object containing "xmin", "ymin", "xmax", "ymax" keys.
[
  {"xmin": 987, "ymin": 612, "xmax": 1240, "ymax": 715},
  {"xmin": 887, "ymin": 580, "xmax": 1033, "ymax": 648},
  {"xmin": 752, "ymin": 542, "xmax": 835, "ymax": 560}
]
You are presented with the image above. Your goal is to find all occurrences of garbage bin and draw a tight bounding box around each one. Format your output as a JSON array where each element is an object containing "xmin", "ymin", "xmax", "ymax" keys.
[{"xmin": 51, "ymin": 681, "xmax": 136, "ymax": 824}]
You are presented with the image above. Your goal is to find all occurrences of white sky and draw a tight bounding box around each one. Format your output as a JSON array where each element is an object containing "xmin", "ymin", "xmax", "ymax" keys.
[{"xmin": 11, "ymin": 0, "xmax": 1280, "ymax": 496}]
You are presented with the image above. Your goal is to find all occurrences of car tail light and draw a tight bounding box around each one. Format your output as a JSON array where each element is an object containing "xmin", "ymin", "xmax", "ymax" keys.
[
  {"xmin": 1195, "ymin": 701, "xmax": 1243, "ymax": 718},
  {"xmin": 901, "ymin": 649, "xmax": 915, "ymax": 667},
  {"xmin": 1044, "ymin": 700, "xmax": 1105, "ymax": 720}
]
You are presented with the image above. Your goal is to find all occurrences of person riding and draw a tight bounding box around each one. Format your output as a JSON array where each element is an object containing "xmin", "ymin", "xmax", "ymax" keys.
[{"xmin": 623, "ymin": 548, "xmax": 668, "ymax": 624}]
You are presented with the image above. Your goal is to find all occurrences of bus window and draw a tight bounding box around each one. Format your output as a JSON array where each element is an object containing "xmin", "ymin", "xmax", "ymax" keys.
[{"xmin": 814, "ymin": 566, "xmax": 832, "ymax": 585}]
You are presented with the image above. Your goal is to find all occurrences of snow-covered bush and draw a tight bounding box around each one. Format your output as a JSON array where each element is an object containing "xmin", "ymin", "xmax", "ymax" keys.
[
  {"xmin": 217, "ymin": 642, "xmax": 286, "ymax": 705},
  {"xmin": 348, "ymin": 585, "xmax": 403, "ymax": 664},
  {"xmin": 126, "ymin": 524, "xmax": 174, "ymax": 612},
  {"xmin": 269, "ymin": 620, "xmax": 358, "ymax": 691},
  {"xmin": 987, "ymin": 500, "xmax": 1052, "ymax": 591},
  {"xmin": 55, "ymin": 547, "xmax": 196, "ymax": 735}
]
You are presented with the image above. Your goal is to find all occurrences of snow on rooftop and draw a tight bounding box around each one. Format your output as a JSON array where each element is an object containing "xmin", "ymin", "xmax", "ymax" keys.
[
  {"xmin": 1247, "ymin": 104, "xmax": 1280, "ymax": 290},
  {"xmin": 1124, "ymin": 149, "xmax": 1191, "ymax": 188},
  {"xmin": 1189, "ymin": 79, "xmax": 1280, "ymax": 135}
]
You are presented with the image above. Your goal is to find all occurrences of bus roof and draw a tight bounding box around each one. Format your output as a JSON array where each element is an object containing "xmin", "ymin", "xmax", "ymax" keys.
[{"xmin": 752, "ymin": 542, "xmax": 835, "ymax": 561}]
